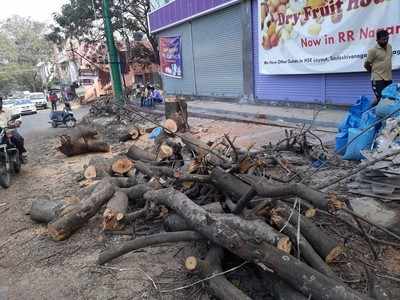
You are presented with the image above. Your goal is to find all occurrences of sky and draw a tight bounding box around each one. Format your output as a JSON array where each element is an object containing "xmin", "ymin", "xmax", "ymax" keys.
[{"xmin": 0, "ymin": 0, "xmax": 67, "ymax": 23}]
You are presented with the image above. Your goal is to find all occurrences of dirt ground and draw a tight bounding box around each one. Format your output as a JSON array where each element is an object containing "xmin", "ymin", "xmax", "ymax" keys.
[
  {"xmin": 1, "ymin": 117, "xmax": 323, "ymax": 300},
  {"xmin": 0, "ymin": 114, "xmax": 399, "ymax": 299}
]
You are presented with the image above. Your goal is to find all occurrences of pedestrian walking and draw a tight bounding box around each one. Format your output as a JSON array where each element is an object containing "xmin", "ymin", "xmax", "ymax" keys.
[
  {"xmin": 364, "ymin": 30, "xmax": 393, "ymax": 104},
  {"xmin": 48, "ymin": 91, "xmax": 59, "ymax": 111}
]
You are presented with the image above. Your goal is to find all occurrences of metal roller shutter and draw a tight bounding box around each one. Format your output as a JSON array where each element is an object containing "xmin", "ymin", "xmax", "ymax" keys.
[{"xmin": 191, "ymin": 5, "xmax": 244, "ymax": 98}]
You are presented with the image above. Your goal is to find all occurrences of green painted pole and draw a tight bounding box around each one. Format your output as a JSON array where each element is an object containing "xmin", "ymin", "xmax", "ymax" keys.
[{"xmin": 101, "ymin": 0, "xmax": 124, "ymax": 105}]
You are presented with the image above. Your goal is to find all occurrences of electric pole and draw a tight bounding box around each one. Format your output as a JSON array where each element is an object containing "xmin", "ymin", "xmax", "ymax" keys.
[{"xmin": 101, "ymin": 0, "xmax": 124, "ymax": 105}]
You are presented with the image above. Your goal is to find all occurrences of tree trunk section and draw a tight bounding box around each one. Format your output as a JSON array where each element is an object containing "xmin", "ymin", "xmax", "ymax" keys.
[
  {"xmin": 30, "ymin": 199, "xmax": 77, "ymax": 223},
  {"xmin": 272, "ymin": 201, "xmax": 343, "ymax": 263},
  {"xmin": 103, "ymin": 191, "xmax": 129, "ymax": 231},
  {"xmin": 144, "ymin": 188, "xmax": 370, "ymax": 300},
  {"xmin": 48, "ymin": 179, "xmax": 115, "ymax": 241},
  {"xmin": 186, "ymin": 246, "xmax": 253, "ymax": 300},
  {"xmin": 210, "ymin": 167, "xmax": 251, "ymax": 201},
  {"xmin": 271, "ymin": 215, "xmax": 337, "ymax": 278},
  {"xmin": 126, "ymin": 145, "xmax": 156, "ymax": 161}
]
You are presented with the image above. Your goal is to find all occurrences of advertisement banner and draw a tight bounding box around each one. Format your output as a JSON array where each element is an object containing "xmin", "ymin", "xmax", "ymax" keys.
[
  {"xmin": 258, "ymin": 0, "xmax": 400, "ymax": 75},
  {"xmin": 159, "ymin": 36, "xmax": 183, "ymax": 78}
]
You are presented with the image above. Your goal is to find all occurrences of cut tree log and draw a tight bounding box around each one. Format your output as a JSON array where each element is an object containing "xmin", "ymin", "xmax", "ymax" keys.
[
  {"xmin": 84, "ymin": 165, "xmax": 97, "ymax": 179},
  {"xmin": 251, "ymin": 177, "xmax": 345, "ymax": 212},
  {"xmin": 48, "ymin": 178, "xmax": 115, "ymax": 241},
  {"xmin": 85, "ymin": 157, "xmax": 113, "ymax": 178},
  {"xmin": 30, "ymin": 199, "xmax": 78, "ymax": 223},
  {"xmin": 271, "ymin": 214, "xmax": 337, "ymax": 278},
  {"xmin": 185, "ymin": 246, "xmax": 253, "ymax": 300},
  {"xmin": 164, "ymin": 213, "xmax": 292, "ymax": 253},
  {"xmin": 103, "ymin": 191, "xmax": 129, "ymax": 231},
  {"xmin": 126, "ymin": 145, "xmax": 157, "ymax": 162},
  {"xmin": 164, "ymin": 203, "xmax": 224, "ymax": 232},
  {"xmin": 210, "ymin": 167, "xmax": 252, "ymax": 201},
  {"xmin": 271, "ymin": 200, "xmax": 343, "ymax": 263},
  {"xmin": 164, "ymin": 119, "xmax": 178, "ymax": 134},
  {"xmin": 158, "ymin": 144, "xmax": 174, "ymax": 160},
  {"xmin": 112, "ymin": 158, "xmax": 133, "ymax": 175},
  {"xmin": 119, "ymin": 183, "xmax": 153, "ymax": 204},
  {"xmin": 58, "ymin": 128, "xmax": 109, "ymax": 157},
  {"xmin": 119, "ymin": 127, "xmax": 140, "ymax": 142},
  {"xmin": 59, "ymin": 137, "xmax": 110, "ymax": 157},
  {"xmin": 98, "ymin": 231, "xmax": 204, "ymax": 265},
  {"xmin": 144, "ymin": 188, "xmax": 371, "ymax": 300}
]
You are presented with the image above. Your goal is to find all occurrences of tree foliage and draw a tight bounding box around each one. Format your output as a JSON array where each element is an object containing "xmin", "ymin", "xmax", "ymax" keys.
[
  {"xmin": 0, "ymin": 16, "xmax": 52, "ymax": 94},
  {"xmin": 48, "ymin": 0, "xmax": 158, "ymax": 64}
]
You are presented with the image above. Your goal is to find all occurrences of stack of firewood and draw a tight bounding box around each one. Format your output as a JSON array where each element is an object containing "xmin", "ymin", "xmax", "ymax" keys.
[{"xmin": 31, "ymin": 109, "xmax": 400, "ymax": 300}]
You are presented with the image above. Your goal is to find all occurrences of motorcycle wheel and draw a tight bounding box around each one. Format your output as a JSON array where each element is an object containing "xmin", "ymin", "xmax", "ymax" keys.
[
  {"xmin": 66, "ymin": 118, "xmax": 76, "ymax": 128},
  {"xmin": 0, "ymin": 171, "xmax": 11, "ymax": 189},
  {"xmin": 51, "ymin": 120, "xmax": 58, "ymax": 128},
  {"xmin": 13, "ymin": 150, "xmax": 21, "ymax": 174}
]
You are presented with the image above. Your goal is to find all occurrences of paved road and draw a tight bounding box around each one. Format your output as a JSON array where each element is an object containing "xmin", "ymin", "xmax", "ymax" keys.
[{"xmin": 19, "ymin": 106, "xmax": 90, "ymax": 141}]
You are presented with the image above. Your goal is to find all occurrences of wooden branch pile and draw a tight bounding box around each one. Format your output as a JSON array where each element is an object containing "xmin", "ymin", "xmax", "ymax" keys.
[{"xmin": 33, "ymin": 123, "xmax": 400, "ymax": 299}]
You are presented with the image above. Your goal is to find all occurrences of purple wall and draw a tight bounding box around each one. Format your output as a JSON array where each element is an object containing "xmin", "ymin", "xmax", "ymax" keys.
[
  {"xmin": 149, "ymin": 0, "xmax": 239, "ymax": 33},
  {"xmin": 251, "ymin": 0, "xmax": 399, "ymax": 105}
]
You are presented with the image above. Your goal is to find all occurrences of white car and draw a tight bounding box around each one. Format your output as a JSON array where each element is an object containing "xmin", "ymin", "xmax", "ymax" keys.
[
  {"xmin": 30, "ymin": 92, "xmax": 48, "ymax": 109},
  {"xmin": 14, "ymin": 99, "xmax": 37, "ymax": 115},
  {"xmin": 2, "ymin": 99, "xmax": 21, "ymax": 117}
]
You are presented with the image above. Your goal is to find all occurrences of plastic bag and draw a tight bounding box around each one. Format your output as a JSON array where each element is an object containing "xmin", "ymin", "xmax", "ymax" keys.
[
  {"xmin": 342, "ymin": 110, "xmax": 378, "ymax": 160},
  {"xmin": 381, "ymin": 83, "xmax": 400, "ymax": 101},
  {"xmin": 335, "ymin": 96, "xmax": 373, "ymax": 155}
]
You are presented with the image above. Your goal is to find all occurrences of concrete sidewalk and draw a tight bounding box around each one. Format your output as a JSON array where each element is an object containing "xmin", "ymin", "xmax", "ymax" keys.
[
  {"xmin": 134, "ymin": 99, "xmax": 347, "ymax": 131},
  {"xmin": 187, "ymin": 100, "xmax": 346, "ymax": 130}
]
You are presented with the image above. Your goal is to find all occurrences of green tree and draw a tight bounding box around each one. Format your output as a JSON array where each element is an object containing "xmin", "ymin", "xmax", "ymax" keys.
[
  {"xmin": 0, "ymin": 16, "xmax": 52, "ymax": 94},
  {"xmin": 48, "ymin": 0, "xmax": 158, "ymax": 64}
]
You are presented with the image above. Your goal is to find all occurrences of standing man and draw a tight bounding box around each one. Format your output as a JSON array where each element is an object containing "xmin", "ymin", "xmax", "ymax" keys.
[
  {"xmin": 364, "ymin": 29, "xmax": 393, "ymax": 104},
  {"xmin": 48, "ymin": 91, "xmax": 59, "ymax": 111}
]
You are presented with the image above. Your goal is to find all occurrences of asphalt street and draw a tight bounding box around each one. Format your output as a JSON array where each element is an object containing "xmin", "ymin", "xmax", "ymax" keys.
[{"xmin": 19, "ymin": 105, "xmax": 90, "ymax": 141}]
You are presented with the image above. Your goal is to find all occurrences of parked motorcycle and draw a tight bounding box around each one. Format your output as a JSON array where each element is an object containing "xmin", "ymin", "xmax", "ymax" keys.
[
  {"xmin": 49, "ymin": 103, "xmax": 76, "ymax": 128},
  {"xmin": 0, "ymin": 116, "xmax": 22, "ymax": 188}
]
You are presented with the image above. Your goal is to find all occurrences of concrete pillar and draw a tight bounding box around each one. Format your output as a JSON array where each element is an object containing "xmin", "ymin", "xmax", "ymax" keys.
[{"xmin": 240, "ymin": 0, "xmax": 255, "ymax": 103}]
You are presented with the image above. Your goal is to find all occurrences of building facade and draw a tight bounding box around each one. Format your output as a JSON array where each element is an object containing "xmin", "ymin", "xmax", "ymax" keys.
[{"xmin": 148, "ymin": 0, "xmax": 400, "ymax": 106}]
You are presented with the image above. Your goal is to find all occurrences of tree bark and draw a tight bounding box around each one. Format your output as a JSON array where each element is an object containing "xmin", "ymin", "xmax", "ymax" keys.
[
  {"xmin": 59, "ymin": 137, "xmax": 110, "ymax": 157},
  {"xmin": 30, "ymin": 199, "xmax": 77, "ymax": 223},
  {"xmin": 119, "ymin": 183, "xmax": 152, "ymax": 204},
  {"xmin": 271, "ymin": 201, "xmax": 343, "ymax": 263},
  {"xmin": 186, "ymin": 246, "xmax": 253, "ymax": 300},
  {"xmin": 210, "ymin": 167, "xmax": 252, "ymax": 201},
  {"xmin": 251, "ymin": 177, "xmax": 344, "ymax": 212},
  {"xmin": 103, "ymin": 191, "xmax": 129, "ymax": 231},
  {"xmin": 144, "ymin": 188, "xmax": 370, "ymax": 300},
  {"xmin": 86, "ymin": 156, "xmax": 113, "ymax": 178},
  {"xmin": 126, "ymin": 145, "xmax": 156, "ymax": 161},
  {"xmin": 271, "ymin": 215, "xmax": 337, "ymax": 278},
  {"xmin": 48, "ymin": 179, "xmax": 115, "ymax": 241},
  {"xmin": 97, "ymin": 231, "xmax": 204, "ymax": 265}
]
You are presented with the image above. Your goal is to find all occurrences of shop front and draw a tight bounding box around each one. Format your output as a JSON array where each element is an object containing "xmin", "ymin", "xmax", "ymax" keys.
[{"xmin": 148, "ymin": 0, "xmax": 400, "ymax": 105}]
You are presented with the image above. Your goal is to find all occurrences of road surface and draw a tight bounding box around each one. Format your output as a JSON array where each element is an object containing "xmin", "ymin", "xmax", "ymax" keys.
[{"xmin": 19, "ymin": 106, "xmax": 90, "ymax": 141}]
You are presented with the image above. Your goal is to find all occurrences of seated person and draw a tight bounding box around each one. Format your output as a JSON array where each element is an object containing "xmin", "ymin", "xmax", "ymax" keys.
[{"xmin": 0, "ymin": 97, "xmax": 27, "ymax": 161}]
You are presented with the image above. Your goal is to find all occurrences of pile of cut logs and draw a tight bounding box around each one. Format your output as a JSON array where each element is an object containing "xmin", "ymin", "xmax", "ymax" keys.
[{"xmin": 30, "ymin": 105, "xmax": 400, "ymax": 300}]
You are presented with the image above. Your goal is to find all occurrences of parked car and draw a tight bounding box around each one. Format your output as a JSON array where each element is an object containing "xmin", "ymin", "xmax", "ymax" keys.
[
  {"xmin": 29, "ymin": 92, "xmax": 48, "ymax": 109},
  {"xmin": 14, "ymin": 99, "xmax": 37, "ymax": 115},
  {"xmin": 2, "ymin": 99, "xmax": 21, "ymax": 117}
]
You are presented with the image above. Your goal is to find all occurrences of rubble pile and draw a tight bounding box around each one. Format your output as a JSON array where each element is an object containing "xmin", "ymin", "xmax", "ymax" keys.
[{"xmin": 30, "ymin": 102, "xmax": 400, "ymax": 299}]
